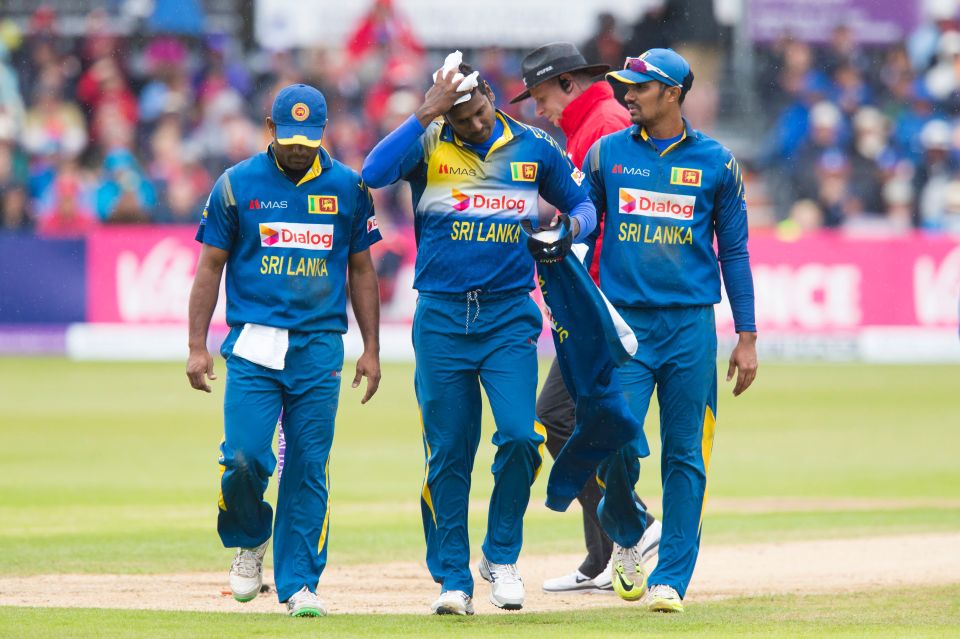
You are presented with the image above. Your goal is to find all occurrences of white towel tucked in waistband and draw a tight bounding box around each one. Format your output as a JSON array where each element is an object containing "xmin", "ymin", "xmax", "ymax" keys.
[{"xmin": 232, "ymin": 323, "xmax": 289, "ymax": 370}]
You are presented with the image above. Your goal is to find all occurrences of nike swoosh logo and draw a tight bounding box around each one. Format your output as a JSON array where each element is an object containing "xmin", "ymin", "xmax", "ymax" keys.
[
  {"xmin": 616, "ymin": 573, "xmax": 635, "ymax": 592},
  {"xmin": 575, "ymin": 576, "xmax": 591, "ymax": 583}
]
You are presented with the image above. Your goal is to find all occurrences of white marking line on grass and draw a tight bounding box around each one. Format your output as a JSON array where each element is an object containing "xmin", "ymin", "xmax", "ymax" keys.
[{"xmin": 1, "ymin": 532, "xmax": 958, "ymax": 615}]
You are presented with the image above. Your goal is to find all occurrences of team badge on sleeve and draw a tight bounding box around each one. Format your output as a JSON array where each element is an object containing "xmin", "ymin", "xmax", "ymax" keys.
[
  {"xmin": 367, "ymin": 217, "xmax": 379, "ymax": 233},
  {"xmin": 571, "ymin": 168, "xmax": 585, "ymax": 186},
  {"xmin": 670, "ymin": 167, "xmax": 702, "ymax": 187},
  {"xmin": 510, "ymin": 162, "xmax": 538, "ymax": 182},
  {"xmin": 308, "ymin": 195, "xmax": 338, "ymax": 214}
]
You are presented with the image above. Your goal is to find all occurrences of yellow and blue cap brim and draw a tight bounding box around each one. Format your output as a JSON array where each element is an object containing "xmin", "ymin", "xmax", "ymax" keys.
[
  {"xmin": 275, "ymin": 124, "xmax": 325, "ymax": 147},
  {"xmin": 606, "ymin": 69, "xmax": 658, "ymax": 85}
]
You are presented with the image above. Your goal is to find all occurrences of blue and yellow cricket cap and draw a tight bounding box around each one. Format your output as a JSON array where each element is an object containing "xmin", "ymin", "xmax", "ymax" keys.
[
  {"xmin": 607, "ymin": 48, "xmax": 690, "ymax": 88},
  {"xmin": 272, "ymin": 84, "xmax": 327, "ymax": 148}
]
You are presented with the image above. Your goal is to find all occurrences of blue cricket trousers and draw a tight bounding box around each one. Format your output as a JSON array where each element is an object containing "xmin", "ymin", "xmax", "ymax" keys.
[
  {"xmin": 216, "ymin": 327, "xmax": 342, "ymax": 603},
  {"xmin": 413, "ymin": 290, "xmax": 545, "ymax": 596},
  {"xmin": 598, "ymin": 305, "xmax": 718, "ymax": 599}
]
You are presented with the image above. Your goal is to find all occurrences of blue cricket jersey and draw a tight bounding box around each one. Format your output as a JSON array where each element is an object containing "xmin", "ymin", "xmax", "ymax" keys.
[
  {"xmin": 585, "ymin": 120, "xmax": 756, "ymax": 332},
  {"xmin": 196, "ymin": 145, "xmax": 382, "ymax": 333},
  {"xmin": 387, "ymin": 111, "xmax": 589, "ymax": 294}
]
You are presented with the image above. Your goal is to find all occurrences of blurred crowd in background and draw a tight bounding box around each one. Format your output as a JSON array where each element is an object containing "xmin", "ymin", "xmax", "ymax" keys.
[{"xmin": 0, "ymin": 1, "xmax": 958, "ymax": 290}]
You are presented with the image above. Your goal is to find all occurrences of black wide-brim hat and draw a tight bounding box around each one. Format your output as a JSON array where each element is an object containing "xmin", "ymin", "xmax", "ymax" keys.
[{"xmin": 510, "ymin": 42, "xmax": 610, "ymax": 104}]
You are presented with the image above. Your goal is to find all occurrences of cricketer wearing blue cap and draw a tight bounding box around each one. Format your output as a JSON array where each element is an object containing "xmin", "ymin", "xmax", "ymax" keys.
[
  {"xmin": 361, "ymin": 60, "xmax": 596, "ymax": 615},
  {"xmin": 186, "ymin": 84, "xmax": 383, "ymax": 618},
  {"xmin": 580, "ymin": 48, "xmax": 759, "ymax": 612}
]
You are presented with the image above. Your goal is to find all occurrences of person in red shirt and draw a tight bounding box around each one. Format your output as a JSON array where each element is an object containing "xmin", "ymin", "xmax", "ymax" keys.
[{"xmin": 510, "ymin": 42, "xmax": 662, "ymax": 595}]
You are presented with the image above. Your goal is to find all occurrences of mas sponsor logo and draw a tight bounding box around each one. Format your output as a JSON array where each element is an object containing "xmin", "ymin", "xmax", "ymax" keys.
[
  {"xmin": 510, "ymin": 162, "xmax": 538, "ymax": 182},
  {"xmin": 670, "ymin": 167, "xmax": 702, "ymax": 187},
  {"xmin": 618, "ymin": 188, "xmax": 695, "ymax": 220},
  {"xmin": 438, "ymin": 163, "xmax": 477, "ymax": 177},
  {"xmin": 259, "ymin": 222, "xmax": 334, "ymax": 250},
  {"xmin": 611, "ymin": 164, "xmax": 651, "ymax": 177},
  {"xmin": 367, "ymin": 216, "xmax": 379, "ymax": 233},
  {"xmin": 451, "ymin": 188, "xmax": 527, "ymax": 214},
  {"xmin": 248, "ymin": 199, "xmax": 288, "ymax": 210},
  {"xmin": 308, "ymin": 195, "xmax": 338, "ymax": 214}
]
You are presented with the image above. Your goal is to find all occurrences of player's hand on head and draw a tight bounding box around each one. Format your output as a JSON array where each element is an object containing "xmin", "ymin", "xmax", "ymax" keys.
[
  {"xmin": 417, "ymin": 70, "xmax": 466, "ymax": 123},
  {"xmin": 352, "ymin": 350, "xmax": 381, "ymax": 404},
  {"xmin": 186, "ymin": 348, "xmax": 217, "ymax": 393},
  {"xmin": 726, "ymin": 332, "xmax": 758, "ymax": 396}
]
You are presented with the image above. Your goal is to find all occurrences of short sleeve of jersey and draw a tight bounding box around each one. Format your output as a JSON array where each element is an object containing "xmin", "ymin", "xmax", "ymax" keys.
[
  {"xmin": 584, "ymin": 139, "xmax": 606, "ymax": 216},
  {"xmin": 350, "ymin": 178, "xmax": 383, "ymax": 254},
  {"xmin": 195, "ymin": 172, "xmax": 238, "ymax": 250},
  {"xmin": 535, "ymin": 131, "xmax": 589, "ymax": 212}
]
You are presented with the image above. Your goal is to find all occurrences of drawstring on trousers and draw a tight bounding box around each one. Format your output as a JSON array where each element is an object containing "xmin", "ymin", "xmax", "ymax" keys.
[{"xmin": 465, "ymin": 289, "xmax": 481, "ymax": 334}]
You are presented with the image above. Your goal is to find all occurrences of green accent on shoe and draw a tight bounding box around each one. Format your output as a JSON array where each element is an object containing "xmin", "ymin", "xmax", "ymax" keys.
[
  {"xmin": 290, "ymin": 607, "xmax": 325, "ymax": 618},
  {"xmin": 612, "ymin": 564, "xmax": 647, "ymax": 602}
]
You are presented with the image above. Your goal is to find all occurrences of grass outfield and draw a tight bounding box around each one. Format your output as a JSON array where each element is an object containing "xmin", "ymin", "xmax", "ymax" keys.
[
  {"xmin": 1, "ymin": 359, "xmax": 958, "ymax": 575},
  {"xmin": 2, "ymin": 585, "xmax": 959, "ymax": 638}
]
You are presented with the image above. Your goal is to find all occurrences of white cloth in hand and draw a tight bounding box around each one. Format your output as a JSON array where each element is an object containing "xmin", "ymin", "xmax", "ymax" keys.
[{"xmin": 432, "ymin": 50, "xmax": 479, "ymax": 105}]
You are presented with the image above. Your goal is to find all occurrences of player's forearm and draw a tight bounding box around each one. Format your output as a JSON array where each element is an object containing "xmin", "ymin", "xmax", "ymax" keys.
[
  {"xmin": 348, "ymin": 262, "xmax": 381, "ymax": 353},
  {"xmin": 719, "ymin": 255, "xmax": 756, "ymax": 333},
  {"xmin": 569, "ymin": 198, "xmax": 596, "ymax": 241},
  {"xmin": 361, "ymin": 115, "xmax": 425, "ymax": 188},
  {"xmin": 188, "ymin": 260, "xmax": 224, "ymax": 352}
]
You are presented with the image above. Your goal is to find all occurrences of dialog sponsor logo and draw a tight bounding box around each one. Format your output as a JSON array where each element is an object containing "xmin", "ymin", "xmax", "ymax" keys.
[
  {"xmin": 259, "ymin": 222, "xmax": 334, "ymax": 250},
  {"xmin": 451, "ymin": 189, "xmax": 527, "ymax": 214},
  {"xmin": 619, "ymin": 188, "xmax": 695, "ymax": 220}
]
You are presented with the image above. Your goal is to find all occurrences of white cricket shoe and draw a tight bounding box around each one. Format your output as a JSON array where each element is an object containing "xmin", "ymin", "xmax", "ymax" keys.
[
  {"xmin": 228, "ymin": 539, "xmax": 269, "ymax": 602},
  {"xmin": 286, "ymin": 586, "xmax": 326, "ymax": 617},
  {"xmin": 431, "ymin": 590, "xmax": 475, "ymax": 616},
  {"xmin": 542, "ymin": 569, "xmax": 609, "ymax": 594},
  {"xmin": 610, "ymin": 542, "xmax": 647, "ymax": 602},
  {"xmin": 478, "ymin": 556, "xmax": 525, "ymax": 610},
  {"xmin": 640, "ymin": 519, "xmax": 662, "ymax": 563},
  {"xmin": 646, "ymin": 584, "xmax": 684, "ymax": 612},
  {"xmin": 593, "ymin": 558, "xmax": 614, "ymax": 591}
]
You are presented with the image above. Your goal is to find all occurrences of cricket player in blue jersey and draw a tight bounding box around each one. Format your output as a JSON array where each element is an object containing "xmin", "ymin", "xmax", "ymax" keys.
[
  {"xmin": 361, "ymin": 57, "xmax": 596, "ymax": 615},
  {"xmin": 186, "ymin": 84, "xmax": 383, "ymax": 617},
  {"xmin": 583, "ymin": 49, "xmax": 758, "ymax": 612}
]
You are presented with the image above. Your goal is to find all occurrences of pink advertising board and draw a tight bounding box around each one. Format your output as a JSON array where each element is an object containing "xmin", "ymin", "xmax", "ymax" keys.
[
  {"xmin": 715, "ymin": 233, "xmax": 960, "ymax": 333},
  {"xmin": 86, "ymin": 226, "xmax": 227, "ymax": 327},
  {"xmin": 85, "ymin": 226, "xmax": 960, "ymax": 334}
]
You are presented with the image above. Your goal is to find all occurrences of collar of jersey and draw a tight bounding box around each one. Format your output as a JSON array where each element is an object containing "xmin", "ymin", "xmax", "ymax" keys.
[
  {"xmin": 631, "ymin": 118, "xmax": 697, "ymax": 157},
  {"xmin": 439, "ymin": 110, "xmax": 524, "ymax": 159},
  {"xmin": 268, "ymin": 144, "xmax": 333, "ymax": 186}
]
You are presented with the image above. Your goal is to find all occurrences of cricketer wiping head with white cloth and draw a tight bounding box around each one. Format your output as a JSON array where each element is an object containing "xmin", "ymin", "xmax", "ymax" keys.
[{"xmin": 360, "ymin": 51, "xmax": 598, "ymax": 615}]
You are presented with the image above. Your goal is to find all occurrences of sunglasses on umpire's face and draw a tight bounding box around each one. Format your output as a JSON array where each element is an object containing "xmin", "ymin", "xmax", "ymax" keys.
[{"xmin": 623, "ymin": 57, "xmax": 682, "ymax": 87}]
